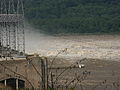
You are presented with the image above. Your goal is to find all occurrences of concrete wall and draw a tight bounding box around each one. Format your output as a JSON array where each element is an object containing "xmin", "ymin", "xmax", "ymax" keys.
[{"xmin": 0, "ymin": 56, "xmax": 42, "ymax": 89}]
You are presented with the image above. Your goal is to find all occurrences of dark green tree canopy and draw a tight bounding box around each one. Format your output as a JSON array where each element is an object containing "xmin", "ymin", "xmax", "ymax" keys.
[{"xmin": 24, "ymin": 0, "xmax": 120, "ymax": 34}]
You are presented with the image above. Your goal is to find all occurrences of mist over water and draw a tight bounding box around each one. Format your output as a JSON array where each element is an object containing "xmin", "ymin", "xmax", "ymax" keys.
[{"xmin": 25, "ymin": 26, "xmax": 120, "ymax": 61}]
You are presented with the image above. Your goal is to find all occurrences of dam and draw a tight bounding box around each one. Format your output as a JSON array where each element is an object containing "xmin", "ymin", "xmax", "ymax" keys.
[{"xmin": 0, "ymin": 0, "xmax": 28, "ymax": 89}]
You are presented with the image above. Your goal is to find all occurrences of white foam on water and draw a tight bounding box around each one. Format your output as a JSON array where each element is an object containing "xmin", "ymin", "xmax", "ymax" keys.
[{"xmin": 25, "ymin": 26, "xmax": 120, "ymax": 61}]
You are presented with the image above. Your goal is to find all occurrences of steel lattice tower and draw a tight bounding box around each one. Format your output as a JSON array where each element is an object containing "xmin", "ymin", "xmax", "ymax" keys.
[{"xmin": 0, "ymin": 0, "xmax": 25, "ymax": 56}]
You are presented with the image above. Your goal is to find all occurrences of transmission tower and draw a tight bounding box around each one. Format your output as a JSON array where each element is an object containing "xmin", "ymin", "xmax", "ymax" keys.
[{"xmin": 0, "ymin": 0, "xmax": 25, "ymax": 57}]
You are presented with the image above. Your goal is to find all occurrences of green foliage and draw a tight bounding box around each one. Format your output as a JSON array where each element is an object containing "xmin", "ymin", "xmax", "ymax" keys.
[{"xmin": 24, "ymin": 0, "xmax": 120, "ymax": 34}]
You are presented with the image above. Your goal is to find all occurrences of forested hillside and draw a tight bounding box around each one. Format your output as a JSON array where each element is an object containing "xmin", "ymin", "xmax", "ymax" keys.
[{"xmin": 24, "ymin": 0, "xmax": 120, "ymax": 34}]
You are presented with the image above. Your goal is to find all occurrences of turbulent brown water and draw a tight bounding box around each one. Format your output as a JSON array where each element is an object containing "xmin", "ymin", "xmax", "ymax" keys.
[{"xmin": 25, "ymin": 27, "xmax": 120, "ymax": 60}]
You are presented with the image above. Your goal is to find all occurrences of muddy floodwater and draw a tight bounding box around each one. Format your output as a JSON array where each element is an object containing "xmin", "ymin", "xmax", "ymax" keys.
[{"xmin": 25, "ymin": 29, "xmax": 120, "ymax": 61}]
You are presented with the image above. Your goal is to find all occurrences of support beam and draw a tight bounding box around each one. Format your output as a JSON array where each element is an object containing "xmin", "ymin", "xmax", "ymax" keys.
[
  {"xmin": 16, "ymin": 79, "xmax": 18, "ymax": 89},
  {"xmin": 4, "ymin": 79, "xmax": 6, "ymax": 86}
]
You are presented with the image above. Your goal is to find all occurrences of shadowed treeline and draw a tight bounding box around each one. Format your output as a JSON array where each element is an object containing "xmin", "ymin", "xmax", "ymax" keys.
[{"xmin": 24, "ymin": 0, "xmax": 120, "ymax": 34}]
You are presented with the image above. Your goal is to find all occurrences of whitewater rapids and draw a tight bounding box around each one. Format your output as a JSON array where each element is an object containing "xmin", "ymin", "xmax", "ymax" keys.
[{"xmin": 25, "ymin": 28, "xmax": 120, "ymax": 61}]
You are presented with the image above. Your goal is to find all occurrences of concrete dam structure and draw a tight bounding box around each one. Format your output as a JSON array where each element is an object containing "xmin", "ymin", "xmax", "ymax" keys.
[{"xmin": 0, "ymin": 56, "xmax": 44, "ymax": 90}]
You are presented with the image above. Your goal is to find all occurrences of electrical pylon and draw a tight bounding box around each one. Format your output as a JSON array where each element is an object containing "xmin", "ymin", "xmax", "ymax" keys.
[{"xmin": 0, "ymin": 0, "xmax": 25, "ymax": 57}]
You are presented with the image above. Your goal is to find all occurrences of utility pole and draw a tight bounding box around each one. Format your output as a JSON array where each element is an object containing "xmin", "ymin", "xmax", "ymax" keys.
[
  {"xmin": 51, "ymin": 72, "xmax": 54, "ymax": 89},
  {"xmin": 44, "ymin": 58, "xmax": 48, "ymax": 90},
  {"xmin": 40, "ymin": 57, "xmax": 48, "ymax": 90},
  {"xmin": 41, "ymin": 59, "xmax": 45, "ymax": 90}
]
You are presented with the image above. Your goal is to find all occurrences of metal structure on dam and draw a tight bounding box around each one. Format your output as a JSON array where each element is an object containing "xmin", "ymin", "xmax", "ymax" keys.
[{"xmin": 0, "ymin": 0, "xmax": 25, "ymax": 57}]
